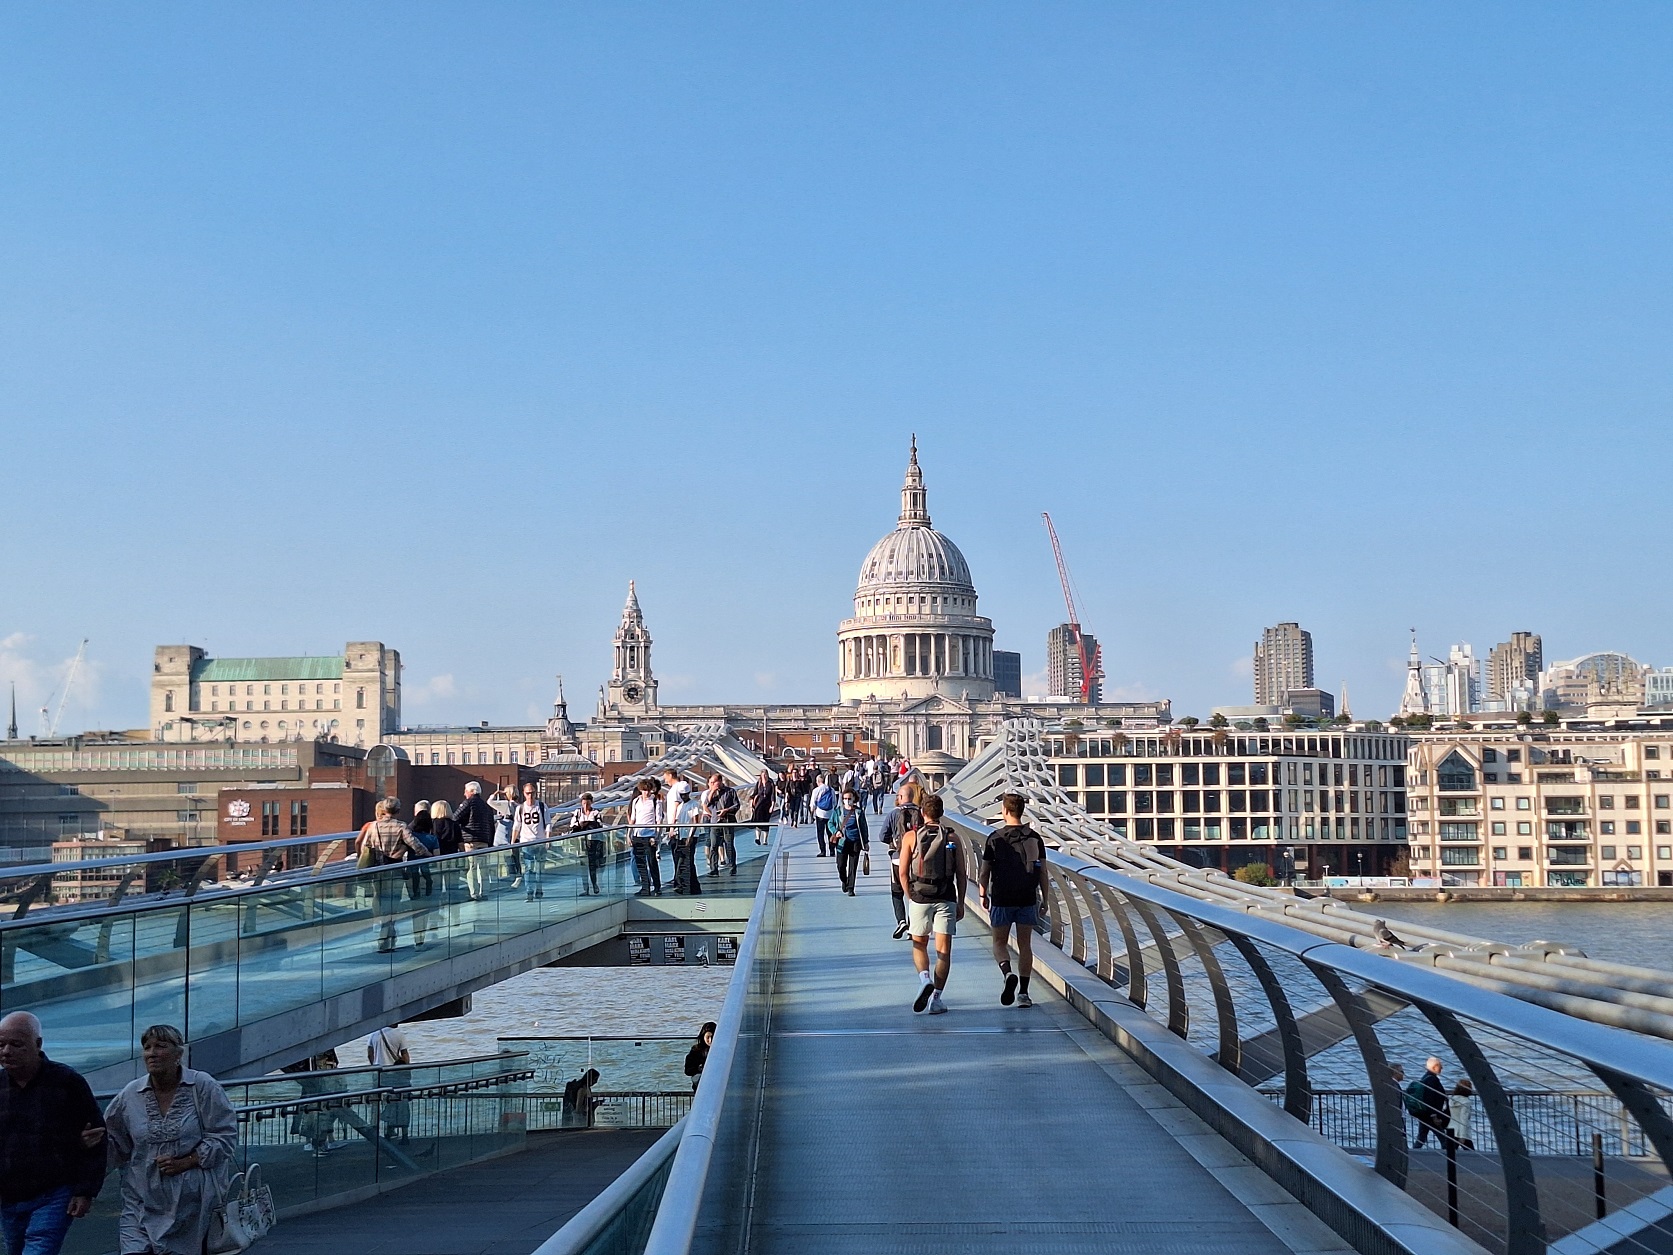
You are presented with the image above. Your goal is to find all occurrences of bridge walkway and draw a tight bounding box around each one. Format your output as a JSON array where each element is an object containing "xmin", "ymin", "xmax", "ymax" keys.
[
  {"xmin": 257, "ymin": 1128, "xmax": 663, "ymax": 1255},
  {"xmin": 744, "ymin": 824, "xmax": 1353, "ymax": 1255}
]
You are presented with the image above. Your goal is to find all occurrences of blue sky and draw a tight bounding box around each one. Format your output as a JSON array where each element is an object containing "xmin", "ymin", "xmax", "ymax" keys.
[{"xmin": 4, "ymin": 4, "xmax": 1672, "ymax": 732}]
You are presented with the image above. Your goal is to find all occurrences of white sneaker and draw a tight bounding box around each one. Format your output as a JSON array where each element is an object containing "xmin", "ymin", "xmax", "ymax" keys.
[
  {"xmin": 1016, "ymin": 990, "xmax": 1033, "ymax": 1008},
  {"xmin": 928, "ymin": 991, "xmax": 948, "ymax": 1015}
]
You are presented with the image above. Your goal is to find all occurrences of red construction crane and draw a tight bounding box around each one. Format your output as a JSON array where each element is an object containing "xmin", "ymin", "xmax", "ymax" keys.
[{"xmin": 1042, "ymin": 513, "xmax": 1102, "ymax": 704}]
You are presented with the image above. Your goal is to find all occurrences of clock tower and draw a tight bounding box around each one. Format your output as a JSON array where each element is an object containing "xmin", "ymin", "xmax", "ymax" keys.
[{"xmin": 605, "ymin": 581, "xmax": 658, "ymax": 716}]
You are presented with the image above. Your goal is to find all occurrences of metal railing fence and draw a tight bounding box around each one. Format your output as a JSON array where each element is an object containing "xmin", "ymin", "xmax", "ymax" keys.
[{"xmin": 940, "ymin": 803, "xmax": 1673, "ymax": 1255}]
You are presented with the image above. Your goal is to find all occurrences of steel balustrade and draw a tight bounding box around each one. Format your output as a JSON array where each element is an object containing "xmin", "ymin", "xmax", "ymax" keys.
[{"xmin": 941, "ymin": 797, "xmax": 1673, "ymax": 1255}]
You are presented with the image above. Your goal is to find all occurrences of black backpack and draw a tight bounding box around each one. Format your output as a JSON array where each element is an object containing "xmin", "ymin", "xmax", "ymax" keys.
[{"xmin": 909, "ymin": 824, "xmax": 957, "ymax": 900}]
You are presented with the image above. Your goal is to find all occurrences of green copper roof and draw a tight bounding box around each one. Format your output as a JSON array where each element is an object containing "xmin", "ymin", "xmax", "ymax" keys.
[{"xmin": 191, "ymin": 656, "xmax": 344, "ymax": 683}]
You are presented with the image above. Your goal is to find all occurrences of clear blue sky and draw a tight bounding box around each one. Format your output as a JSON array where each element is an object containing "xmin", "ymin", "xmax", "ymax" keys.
[{"xmin": 4, "ymin": 4, "xmax": 1672, "ymax": 732}]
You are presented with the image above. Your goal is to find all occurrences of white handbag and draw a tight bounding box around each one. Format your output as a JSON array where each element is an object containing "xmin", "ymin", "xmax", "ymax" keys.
[{"xmin": 209, "ymin": 1162, "xmax": 276, "ymax": 1253}]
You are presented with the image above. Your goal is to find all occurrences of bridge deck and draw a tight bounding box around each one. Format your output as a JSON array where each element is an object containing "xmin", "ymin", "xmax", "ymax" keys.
[{"xmin": 746, "ymin": 825, "xmax": 1346, "ymax": 1255}]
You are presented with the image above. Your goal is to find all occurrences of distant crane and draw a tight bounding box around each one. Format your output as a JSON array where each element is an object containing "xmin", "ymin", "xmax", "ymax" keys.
[
  {"xmin": 40, "ymin": 639, "xmax": 88, "ymax": 737},
  {"xmin": 1041, "ymin": 514, "xmax": 1102, "ymax": 704}
]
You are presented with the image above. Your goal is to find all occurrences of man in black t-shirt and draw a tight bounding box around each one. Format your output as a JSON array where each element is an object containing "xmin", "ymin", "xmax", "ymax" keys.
[{"xmin": 978, "ymin": 793, "xmax": 1048, "ymax": 1008}]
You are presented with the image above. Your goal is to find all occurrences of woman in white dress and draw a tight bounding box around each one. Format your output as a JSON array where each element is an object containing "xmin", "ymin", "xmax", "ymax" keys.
[{"xmin": 104, "ymin": 1024, "xmax": 237, "ymax": 1255}]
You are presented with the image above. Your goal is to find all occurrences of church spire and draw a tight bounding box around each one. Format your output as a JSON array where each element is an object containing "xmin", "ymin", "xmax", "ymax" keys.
[
  {"xmin": 622, "ymin": 579, "xmax": 642, "ymax": 624},
  {"xmin": 1399, "ymin": 628, "xmax": 1428, "ymax": 718},
  {"xmin": 6, "ymin": 682, "xmax": 15, "ymax": 741},
  {"xmin": 898, "ymin": 434, "xmax": 931, "ymax": 528}
]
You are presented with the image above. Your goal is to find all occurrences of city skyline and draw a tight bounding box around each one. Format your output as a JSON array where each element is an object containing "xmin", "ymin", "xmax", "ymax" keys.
[{"xmin": 5, "ymin": 8, "xmax": 1673, "ymax": 731}]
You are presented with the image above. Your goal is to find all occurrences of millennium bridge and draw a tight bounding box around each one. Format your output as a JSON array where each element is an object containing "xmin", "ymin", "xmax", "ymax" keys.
[{"xmin": 5, "ymin": 721, "xmax": 1673, "ymax": 1255}]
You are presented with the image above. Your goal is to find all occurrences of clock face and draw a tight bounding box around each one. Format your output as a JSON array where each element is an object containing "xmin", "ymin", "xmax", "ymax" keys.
[{"xmin": 624, "ymin": 684, "xmax": 642, "ymax": 703}]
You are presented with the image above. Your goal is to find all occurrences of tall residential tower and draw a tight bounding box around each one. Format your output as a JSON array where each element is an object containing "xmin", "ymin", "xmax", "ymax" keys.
[{"xmin": 1254, "ymin": 622, "xmax": 1314, "ymax": 706}]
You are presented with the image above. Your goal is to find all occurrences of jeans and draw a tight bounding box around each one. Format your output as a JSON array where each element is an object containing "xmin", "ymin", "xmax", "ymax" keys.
[
  {"xmin": 1, "ymin": 1186, "xmax": 74, "ymax": 1255},
  {"xmin": 632, "ymin": 829, "xmax": 662, "ymax": 893},
  {"xmin": 814, "ymin": 815, "xmax": 830, "ymax": 855},
  {"xmin": 889, "ymin": 860, "xmax": 907, "ymax": 924},
  {"xmin": 671, "ymin": 835, "xmax": 702, "ymax": 895},
  {"xmin": 585, "ymin": 839, "xmax": 605, "ymax": 892},
  {"xmin": 708, "ymin": 825, "xmax": 737, "ymax": 873}
]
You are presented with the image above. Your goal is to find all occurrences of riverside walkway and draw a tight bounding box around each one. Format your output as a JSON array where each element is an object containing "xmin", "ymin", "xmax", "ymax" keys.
[{"xmin": 740, "ymin": 824, "xmax": 1335, "ymax": 1255}]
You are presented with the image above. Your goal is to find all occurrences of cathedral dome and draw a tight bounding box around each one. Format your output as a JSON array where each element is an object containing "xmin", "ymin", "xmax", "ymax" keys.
[
  {"xmin": 837, "ymin": 440, "xmax": 995, "ymax": 704},
  {"xmin": 856, "ymin": 526, "xmax": 974, "ymax": 596}
]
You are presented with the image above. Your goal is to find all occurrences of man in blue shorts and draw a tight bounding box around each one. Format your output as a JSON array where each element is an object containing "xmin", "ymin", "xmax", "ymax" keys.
[{"xmin": 979, "ymin": 793, "xmax": 1048, "ymax": 1008}]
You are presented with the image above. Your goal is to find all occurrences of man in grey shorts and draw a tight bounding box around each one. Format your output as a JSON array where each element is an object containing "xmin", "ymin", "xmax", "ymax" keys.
[
  {"xmin": 897, "ymin": 794, "xmax": 965, "ymax": 1015},
  {"xmin": 979, "ymin": 792, "xmax": 1048, "ymax": 1008}
]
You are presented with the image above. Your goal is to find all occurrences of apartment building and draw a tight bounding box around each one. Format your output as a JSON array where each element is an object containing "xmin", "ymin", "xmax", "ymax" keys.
[
  {"xmin": 1254, "ymin": 622, "xmax": 1315, "ymax": 706},
  {"xmin": 1406, "ymin": 723, "xmax": 1673, "ymax": 887},
  {"xmin": 1042, "ymin": 724, "xmax": 1410, "ymax": 877}
]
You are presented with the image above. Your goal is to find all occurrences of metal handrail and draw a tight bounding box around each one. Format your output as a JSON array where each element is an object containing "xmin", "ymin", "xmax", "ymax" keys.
[
  {"xmin": 641, "ymin": 828, "xmax": 785, "ymax": 1255},
  {"xmin": 1041, "ymin": 845, "xmax": 1673, "ymax": 1095},
  {"xmin": 0, "ymin": 822, "xmax": 776, "ymax": 931},
  {"xmin": 531, "ymin": 1118, "xmax": 687, "ymax": 1255},
  {"xmin": 232, "ymin": 1067, "xmax": 536, "ymax": 1118},
  {"xmin": 225, "ymin": 1049, "xmax": 532, "ymax": 1091},
  {"xmin": 0, "ymin": 830, "xmax": 356, "ymax": 881}
]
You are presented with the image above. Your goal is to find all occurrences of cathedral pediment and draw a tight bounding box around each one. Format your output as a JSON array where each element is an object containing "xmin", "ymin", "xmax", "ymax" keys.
[{"xmin": 896, "ymin": 694, "xmax": 973, "ymax": 716}]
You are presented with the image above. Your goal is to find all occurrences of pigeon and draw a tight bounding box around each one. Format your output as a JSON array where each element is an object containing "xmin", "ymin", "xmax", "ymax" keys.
[{"xmin": 1373, "ymin": 919, "xmax": 1412, "ymax": 950}]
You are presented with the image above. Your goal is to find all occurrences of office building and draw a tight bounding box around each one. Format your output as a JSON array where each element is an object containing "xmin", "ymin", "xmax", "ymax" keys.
[
  {"xmin": 150, "ymin": 642, "xmax": 402, "ymax": 747},
  {"xmin": 1254, "ymin": 623, "xmax": 1314, "ymax": 706},
  {"xmin": 1647, "ymin": 669, "xmax": 1673, "ymax": 710},
  {"xmin": 1406, "ymin": 720, "xmax": 1673, "ymax": 887},
  {"xmin": 1420, "ymin": 643, "xmax": 1480, "ymax": 718},
  {"xmin": 1047, "ymin": 625, "xmax": 1101, "ymax": 704},
  {"xmin": 992, "ymin": 650, "xmax": 1022, "ymax": 699},
  {"xmin": 1042, "ymin": 722, "xmax": 1409, "ymax": 876},
  {"xmin": 0, "ymin": 735, "xmax": 370, "ymax": 859},
  {"xmin": 1540, "ymin": 653, "xmax": 1649, "ymax": 712}
]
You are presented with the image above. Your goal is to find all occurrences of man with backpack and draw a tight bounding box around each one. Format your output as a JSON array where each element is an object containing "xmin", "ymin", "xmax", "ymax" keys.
[
  {"xmin": 810, "ymin": 774, "xmax": 837, "ymax": 857},
  {"xmin": 1406, "ymin": 1057, "xmax": 1449, "ymax": 1149},
  {"xmin": 978, "ymin": 793, "xmax": 1048, "ymax": 1008},
  {"xmin": 897, "ymin": 793, "xmax": 965, "ymax": 1014},
  {"xmin": 879, "ymin": 780, "xmax": 923, "ymax": 939}
]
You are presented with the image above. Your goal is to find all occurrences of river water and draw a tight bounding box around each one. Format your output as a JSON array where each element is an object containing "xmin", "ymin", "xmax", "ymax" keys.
[
  {"xmin": 1346, "ymin": 900, "xmax": 1673, "ymax": 970},
  {"xmin": 345, "ymin": 967, "xmax": 732, "ymax": 1075}
]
